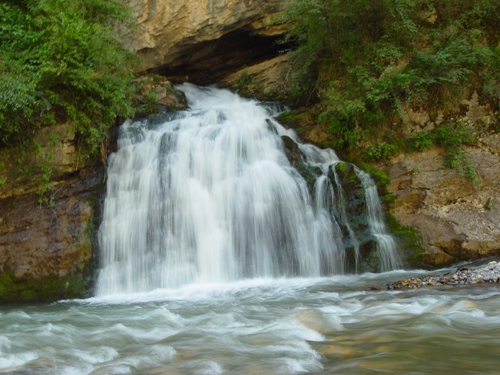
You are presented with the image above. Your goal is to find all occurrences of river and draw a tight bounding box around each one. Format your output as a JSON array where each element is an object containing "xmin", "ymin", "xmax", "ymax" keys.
[{"xmin": 1, "ymin": 271, "xmax": 500, "ymax": 374}]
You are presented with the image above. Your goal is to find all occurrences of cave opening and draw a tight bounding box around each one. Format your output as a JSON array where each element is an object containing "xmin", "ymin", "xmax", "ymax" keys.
[{"xmin": 148, "ymin": 28, "xmax": 290, "ymax": 85}]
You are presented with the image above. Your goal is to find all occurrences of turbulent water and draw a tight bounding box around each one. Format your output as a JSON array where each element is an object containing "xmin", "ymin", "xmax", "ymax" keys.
[
  {"xmin": 97, "ymin": 84, "xmax": 400, "ymax": 295},
  {"xmin": 2, "ymin": 271, "xmax": 500, "ymax": 375}
]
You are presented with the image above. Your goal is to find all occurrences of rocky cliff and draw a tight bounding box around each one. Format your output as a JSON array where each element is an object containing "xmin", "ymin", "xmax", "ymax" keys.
[
  {"xmin": 385, "ymin": 131, "xmax": 500, "ymax": 267},
  {"xmin": 128, "ymin": 0, "xmax": 288, "ymax": 83},
  {"xmin": 0, "ymin": 82, "xmax": 187, "ymax": 303},
  {"xmin": 0, "ymin": 125, "xmax": 105, "ymax": 302}
]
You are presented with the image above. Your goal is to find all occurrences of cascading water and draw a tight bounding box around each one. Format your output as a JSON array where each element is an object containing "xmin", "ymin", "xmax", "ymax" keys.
[
  {"xmin": 355, "ymin": 167, "xmax": 402, "ymax": 271},
  {"xmin": 97, "ymin": 84, "xmax": 400, "ymax": 294}
]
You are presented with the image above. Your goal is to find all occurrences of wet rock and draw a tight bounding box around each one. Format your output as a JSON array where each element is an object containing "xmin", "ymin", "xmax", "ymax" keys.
[
  {"xmin": 276, "ymin": 108, "xmax": 332, "ymax": 150},
  {"xmin": 386, "ymin": 260, "xmax": 500, "ymax": 290},
  {"xmin": 133, "ymin": 75, "xmax": 187, "ymax": 114},
  {"xmin": 173, "ymin": 349, "xmax": 199, "ymax": 363},
  {"xmin": 294, "ymin": 310, "xmax": 342, "ymax": 335},
  {"xmin": 318, "ymin": 344, "xmax": 364, "ymax": 359},
  {"xmin": 281, "ymin": 135, "xmax": 302, "ymax": 165},
  {"xmin": 145, "ymin": 367, "xmax": 184, "ymax": 375}
]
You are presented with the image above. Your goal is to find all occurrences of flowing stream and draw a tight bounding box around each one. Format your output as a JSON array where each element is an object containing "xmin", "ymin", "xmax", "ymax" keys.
[
  {"xmin": 2, "ymin": 86, "xmax": 499, "ymax": 375},
  {"xmin": 2, "ymin": 272, "xmax": 500, "ymax": 374}
]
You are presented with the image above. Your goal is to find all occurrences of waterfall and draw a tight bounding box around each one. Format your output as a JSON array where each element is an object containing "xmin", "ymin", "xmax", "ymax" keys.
[
  {"xmin": 355, "ymin": 168, "xmax": 402, "ymax": 271},
  {"xmin": 97, "ymin": 84, "xmax": 401, "ymax": 294}
]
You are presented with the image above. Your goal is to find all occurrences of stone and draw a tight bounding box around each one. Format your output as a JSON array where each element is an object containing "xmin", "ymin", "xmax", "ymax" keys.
[
  {"xmin": 386, "ymin": 260, "xmax": 500, "ymax": 290},
  {"xmin": 145, "ymin": 367, "xmax": 184, "ymax": 375},
  {"xmin": 383, "ymin": 135, "xmax": 500, "ymax": 266},
  {"xmin": 294, "ymin": 310, "xmax": 342, "ymax": 335},
  {"xmin": 221, "ymin": 55, "xmax": 292, "ymax": 100},
  {"xmin": 0, "ymin": 144, "xmax": 104, "ymax": 302},
  {"xmin": 127, "ymin": 0, "xmax": 288, "ymax": 83},
  {"xmin": 318, "ymin": 344, "xmax": 364, "ymax": 359}
]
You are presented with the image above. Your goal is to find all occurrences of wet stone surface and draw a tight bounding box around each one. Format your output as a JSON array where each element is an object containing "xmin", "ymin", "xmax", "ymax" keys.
[{"xmin": 387, "ymin": 261, "xmax": 500, "ymax": 290}]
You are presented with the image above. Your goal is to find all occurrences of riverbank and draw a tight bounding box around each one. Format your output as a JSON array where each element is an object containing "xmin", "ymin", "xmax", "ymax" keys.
[{"xmin": 387, "ymin": 260, "xmax": 500, "ymax": 290}]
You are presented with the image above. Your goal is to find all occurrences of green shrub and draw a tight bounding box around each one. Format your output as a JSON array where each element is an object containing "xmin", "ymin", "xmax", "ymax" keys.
[
  {"xmin": 282, "ymin": 0, "xmax": 500, "ymax": 151},
  {"xmin": 364, "ymin": 142, "xmax": 398, "ymax": 161},
  {"xmin": 0, "ymin": 0, "xmax": 136, "ymax": 154}
]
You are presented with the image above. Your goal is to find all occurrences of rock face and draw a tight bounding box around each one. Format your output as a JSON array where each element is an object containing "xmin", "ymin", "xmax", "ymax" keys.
[
  {"xmin": 0, "ymin": 124, "xmax": 105, "ymax": 302},
  {"xmin": 128, "ymin": 0, "xmax": 288, "ymax": 83},
  {"xmin": 386, "ymin": 135, "xmax": 500, "ymax": 267},
  {"xmin": 221, "ymin": 54, "xmax": 292, "ymax": 100}
]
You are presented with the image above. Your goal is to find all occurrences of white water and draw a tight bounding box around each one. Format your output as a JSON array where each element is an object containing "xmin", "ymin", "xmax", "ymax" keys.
[
  {"xmin": 2, "ymin": 272, "xmax": 500, "ymax": 375},
  {"xmin": 97, "ymin": 84, "xmax": 400, "ymax": 295},
  {"xmin": 355, "ymin": 168, "xmax": 402, "ymax": 271}
]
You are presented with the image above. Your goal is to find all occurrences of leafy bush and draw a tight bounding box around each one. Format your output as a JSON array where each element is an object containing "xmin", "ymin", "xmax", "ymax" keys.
[
  {"xmin": 282, "ymin": 0, "xmax": 500, "ymax": 152},
  {"xmin": 364, "ymin": 142, "xmax": 398, "ymax": 161},
  {"xmin": 0, "ymin": 0, "xmax": 136, "ymax": 154}
]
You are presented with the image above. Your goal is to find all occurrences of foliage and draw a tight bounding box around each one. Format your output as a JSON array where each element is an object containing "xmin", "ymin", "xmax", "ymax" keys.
[
  {"xmin": 364, "ymin": 142, "xmax": 398, "ymax": 162},
  {"xmin": 0, "ymin": 0, "xmax": 137, "ymax": 155},
  {"xmin": 282, "ymin": 0, "xmax": 500, "ymax": 151}
]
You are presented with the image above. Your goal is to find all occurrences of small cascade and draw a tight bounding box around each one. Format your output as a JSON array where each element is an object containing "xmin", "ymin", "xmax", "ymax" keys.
[
  {"xmin": 355, "ymin": 168, "xmax": 402, "ymax": 271},
  {"xmin": 97, "ymin": 84, "xmax": 401, "ymax": 294}
]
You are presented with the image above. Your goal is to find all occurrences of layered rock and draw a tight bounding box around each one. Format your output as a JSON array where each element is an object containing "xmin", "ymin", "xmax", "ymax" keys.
[
  {"xmin": 0, "ymin": 125, "xmax": 105, "ymax": 302},
  {"xmin": 386, "ymin": 134, "xmax": 500, "ymax": 267},
  {"xmin": 127, "ymin": 0, "xmax": 288, "ymax": 83}
]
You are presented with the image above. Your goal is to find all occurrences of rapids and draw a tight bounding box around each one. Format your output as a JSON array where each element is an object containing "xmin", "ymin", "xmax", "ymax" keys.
[{"xmin": 1, "ymin": 272, "xmax": 500, "ymax": 374}]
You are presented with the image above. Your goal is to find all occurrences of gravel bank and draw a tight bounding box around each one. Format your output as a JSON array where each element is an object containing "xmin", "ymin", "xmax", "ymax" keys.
[{"xmin": 387, "ymin": 261, "xmax": 500, "ymax": 290}]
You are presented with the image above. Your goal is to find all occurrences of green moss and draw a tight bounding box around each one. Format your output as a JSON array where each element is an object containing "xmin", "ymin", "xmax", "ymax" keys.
[
  {"xmin": 276, "ymin": 110, "xmax": 308, "ymax": 126},
  {"xmin": 336, "ymin": 161, "xmax": 346, "ymax": 174},
  {"xmin": 0, "ymin": 267, "xmax": 91, "ymax": 303},
  {"xmin": 295, "ymin": 162, "xmax": 321, "ymax": 192},
  {"xmin": 360, "ymin": 163, "xmax": 390, "ymax": 188},
  {"xmin": 387, "ymin": 213, "xmax": 427, "ymax": 268},
  {"xmin": 357, "ymin": 163, "xmax": 427, "ymax": 267},
  {"xmin": 237, "ymin": 74, "xmax": 255, "ymax": 88}
]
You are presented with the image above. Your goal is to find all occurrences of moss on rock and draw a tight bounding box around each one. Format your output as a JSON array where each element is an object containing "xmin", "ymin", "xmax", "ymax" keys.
[{"xmin": 0, "ymin": 266, "xmax": 91, "ymax": 303}]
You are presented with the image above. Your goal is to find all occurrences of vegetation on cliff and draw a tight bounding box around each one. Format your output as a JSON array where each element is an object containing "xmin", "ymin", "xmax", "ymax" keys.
[
  {"xmin": 0, "ymin": 0, "xmax": 136, "ymax": 155},
  {"xmin": 282, "ymin": 0, "xmax": 500, "ymax": 160}
]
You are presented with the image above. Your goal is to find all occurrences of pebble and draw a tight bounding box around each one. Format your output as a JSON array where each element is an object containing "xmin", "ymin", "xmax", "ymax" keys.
[{"xmin": 386, "ymin": 261, "xmax": 500, "ymax": 290}]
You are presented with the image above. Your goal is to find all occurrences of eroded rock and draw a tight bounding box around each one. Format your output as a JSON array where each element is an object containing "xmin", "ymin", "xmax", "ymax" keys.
[
  {"xmin": 221, "ymin": 54, "xmax": 292, "ymax": 100},
  {"xmin": 128, "ymin": 0, "xmax": 288, "ymax": 83},
  {"xmin": 385, "ymin": 135, "xmax": 500, "ymax": 266},
  {"xmin": 0, "ymin": 125, "xmax": 105, "ymax": 303}
]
